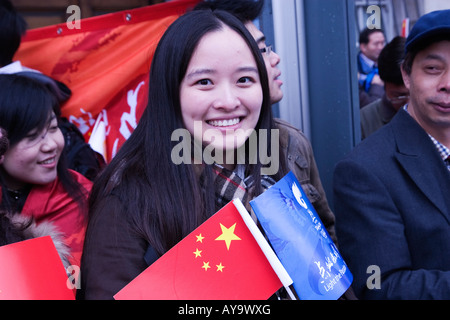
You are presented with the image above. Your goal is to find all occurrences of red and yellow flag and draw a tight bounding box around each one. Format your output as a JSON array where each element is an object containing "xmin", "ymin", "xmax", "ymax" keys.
[
  {"xmin": 114, "ymin": 200, "xmax": 283, "ymax": 300},
  {"xmin": 401, "ymin": 18, "xmax": 410, "ymax": 38},
  {"xmin": 15, "ymin": 0, "xmax": 200, "ymax": 162}
]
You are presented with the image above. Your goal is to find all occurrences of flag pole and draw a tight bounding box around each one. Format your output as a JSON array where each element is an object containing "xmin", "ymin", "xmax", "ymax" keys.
[
  {"xmin": 233, "ymin": 198, "xmax": 297, "ymax": 300},
  {"xmin": 285, "ymin": 285, "xmax": 298, "ymax": 300}
]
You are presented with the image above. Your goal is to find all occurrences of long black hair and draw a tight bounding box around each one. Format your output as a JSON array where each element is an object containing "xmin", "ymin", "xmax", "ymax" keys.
[
  {"xmin": 89, "ymin": 9, "xmax": 285, "ymax": 255},
  {"xmin": 0, "ymin": 126, "xmax": 25, "ymax": 245},
  {"xmin": 0, "ymin": 74, "xmax": 88, "ymax": 213},
  {"xmin": 0, "ymin": 0, "xmax": 27, "ymax": 67},
  {"xmin": 194, "ymin": 0, "xmax": 264, "ymax": 22}
]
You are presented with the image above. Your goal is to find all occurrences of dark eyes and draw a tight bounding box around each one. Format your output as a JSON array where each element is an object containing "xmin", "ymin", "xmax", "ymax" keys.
[
  {"xmin": 423, "ymin": 64, "xmax": 444, "ymax": 74},
  {"xmin": 24, "ymin": 120, "xmax": 59, "ymax": 141},
  {"xmin": 237, "ymin": 77, "xmax": 253, "ymax": 84},
  {"xmin": 197, "ymin": 79, "xmax": 212, "ymax": 86},
  {"xmin": 196, "ymin": 77, "xmax": 254, "ymax": 86},
  {"xmin": 25, "ymin": 131, "xmax": 40, "ymax": 141}
]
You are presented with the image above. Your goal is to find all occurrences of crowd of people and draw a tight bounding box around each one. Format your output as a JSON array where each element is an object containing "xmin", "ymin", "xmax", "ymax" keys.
[{"xmin": 0, "ymin": 0, "xmax": 449, "ymax": 300}]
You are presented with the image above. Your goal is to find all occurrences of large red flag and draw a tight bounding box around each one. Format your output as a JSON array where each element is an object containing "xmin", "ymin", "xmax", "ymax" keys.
[
  {"xmin": 0, "ymin": 236, "xmax": 74, "ymax": 300},
  {"xmin": 14, "ymin": 0, "xmax": 200, "ymax": 162},
  {"xmin": 114, "ymin": 200, "xmax": 284, "ymax": 300}
]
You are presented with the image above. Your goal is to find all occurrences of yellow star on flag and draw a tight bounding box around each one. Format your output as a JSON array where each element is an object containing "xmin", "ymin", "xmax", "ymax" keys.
[
  {"xmin": 196, "ymin": 234, "xmax": 205, "ymax": 243},
  {"xmin": 193, "ymin": 248, "xmax": 202, "ymax": 258},
  {"xmin": 201, "ymin": 261, "xmax": 210, "ymax": 271},
  {"xmin": 215, "ymin": 223, "xmax": 241, "ymax": 250},
  {"xmin": 216, "ymin": 263, "xmax": 225, "ymax": 272}
]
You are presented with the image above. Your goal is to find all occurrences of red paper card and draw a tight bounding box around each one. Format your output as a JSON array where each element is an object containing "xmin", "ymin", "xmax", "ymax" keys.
[
  {"xmin": 0, "ymin": 236, "xmax": 74, "ymax": 300},
  {"xmin": 114, "ymin": 201, "xmax": 282, "ymax": 300}
]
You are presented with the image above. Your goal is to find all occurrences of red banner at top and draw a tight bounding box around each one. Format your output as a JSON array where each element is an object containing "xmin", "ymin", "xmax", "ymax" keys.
[{"xmin": 15, "ymin": 0, "xmax": 200, "ymax": 162}]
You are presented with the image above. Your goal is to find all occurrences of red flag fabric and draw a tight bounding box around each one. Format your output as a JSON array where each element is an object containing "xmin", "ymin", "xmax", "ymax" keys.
[
  {"xmin": 14, "ymin": 0, "xmax": 200, "ymax": 162},
  {"xmin": 401, "ymin": 18, "xmax": 410, "ymax": 38},
  {"xmin": 114, "ymin": 201, "xmax": 283, "ymax": 300},
  {"xmin": 0, "ymin": 236, "xmax": 74, "ymax": 300}
]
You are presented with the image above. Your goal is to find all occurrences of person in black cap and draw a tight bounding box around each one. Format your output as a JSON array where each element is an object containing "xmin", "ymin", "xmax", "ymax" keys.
[{"xmin": 333, "ymin": 9, "xmax": 450, "ymax": 299}]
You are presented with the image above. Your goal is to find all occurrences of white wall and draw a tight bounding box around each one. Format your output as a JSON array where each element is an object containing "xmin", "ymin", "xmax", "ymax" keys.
[
  {"xmin": 272, "ymin": 0, "xmax": 310, "ymax": 138},
  {"xmin": 422, "ymin": 0, "xmax": 450, "ymax": 13}
]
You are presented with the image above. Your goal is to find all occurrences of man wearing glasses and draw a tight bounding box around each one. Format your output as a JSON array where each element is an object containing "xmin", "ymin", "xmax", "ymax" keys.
[{"xmin": 360, "ymin": 36, "xmax": 409, "ymax": 139}]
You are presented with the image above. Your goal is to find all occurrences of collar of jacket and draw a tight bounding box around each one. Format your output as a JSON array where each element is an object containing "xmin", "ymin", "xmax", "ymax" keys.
[{"xmin": 392, "ymin": 109, "xmax": 450, "ymax": 220}]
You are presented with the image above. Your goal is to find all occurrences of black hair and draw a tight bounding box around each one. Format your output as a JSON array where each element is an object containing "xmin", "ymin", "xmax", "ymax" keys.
[
  {"xmin": 0, "ymin": 128, "xmax": 9, "ymax": 158},
  {"xmin": 0, "ymin": 0, "xmax": 27, "ymax": 67},
  {"xmin": 359, "ymin": 27, "xmax": 384, "ymax": 45},
  {"xmin": 89, "ymin": 9, "xmax": 285, "ymax": 255},
  {"xmin": 0, "ymin": 212, "xmax": 27, "ymax": 245},
  {"xmin": 194, "ymin": 0, "xmax": 264, "ymax": 23},
  {"xmin": 378, "ymin": 36, "xmax": 406, "ymax": 85},
  {"xmin": 0, "ymin": 74, "xmax": 88, "ymax": 214},
  {"xmin": 0, "ymin": 75, "xmax": 57, "ymax": 146}
]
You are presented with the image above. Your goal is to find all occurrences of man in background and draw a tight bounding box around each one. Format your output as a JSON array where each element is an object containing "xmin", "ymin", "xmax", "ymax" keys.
[
  {"xmin": 360, "ymin": 36, "xmax": 409, "ymax": 139},
  {"xmin": 334, "ymin": 10, "xmax": 450, "ymax": 299},
  {"xmin": 358, "ymin": 28, "xmax": 386, "ymax": 107}
]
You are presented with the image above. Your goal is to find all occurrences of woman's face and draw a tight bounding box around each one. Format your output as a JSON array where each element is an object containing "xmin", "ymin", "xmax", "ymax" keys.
[
  {"xmin": 179, "ymin": 26, "xmax": 263, "ymax": 155},
  {"xmin": 1, "ymin": 113, "xmax": 64, "ymax": 190}
]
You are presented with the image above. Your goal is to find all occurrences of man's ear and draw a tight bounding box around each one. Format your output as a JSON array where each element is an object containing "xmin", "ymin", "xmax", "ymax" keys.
[
  {"xmin": 360, "ymin": 43, "xmax": 368, "ymax": 55},
  {"xmin": 401, "ymin": 65, "xmax": 411, "ymax": 91}
]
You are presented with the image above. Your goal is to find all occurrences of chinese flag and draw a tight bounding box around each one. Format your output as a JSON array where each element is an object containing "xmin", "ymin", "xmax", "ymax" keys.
[
  {"xmin": 0, "ymin": 236, "xmax": 75, "ymax": 300},
  {"xmin": 15, "ymin": 0, "xmax": 200, "ymax": 162},
  {"xmin": 114, "ymin": 201, "xmax": 283, "ymax": 300},
  {"xmin": 401, "ymin": 18, "xmax": 410, "ymax": 38}
]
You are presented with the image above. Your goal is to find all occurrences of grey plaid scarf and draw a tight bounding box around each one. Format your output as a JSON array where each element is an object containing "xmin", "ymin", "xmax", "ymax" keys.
[{"xmin": 212, "ymin": 164, "xmax": 276, "ymax": 221}]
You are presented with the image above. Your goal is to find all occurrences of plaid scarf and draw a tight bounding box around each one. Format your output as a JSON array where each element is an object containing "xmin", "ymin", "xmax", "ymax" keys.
[
  {"xmin": 210, "ymin": 165, "xmax": 293, "ymax": 300},
  {"xmin": 428, "ymin": 134, "xmax": 450, "ymax": 172},
  {"xmin": 212, "ymin": 164, "xmax": 277, "ymax": 222},
  {"xmin": 404, "ymin": 105, "xmax": 450, "ymax": 172}
]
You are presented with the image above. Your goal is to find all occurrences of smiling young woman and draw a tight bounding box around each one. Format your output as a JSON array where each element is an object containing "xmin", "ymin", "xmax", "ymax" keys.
[
  {"xmin": 179, "ymin": 25, "xmax": 263, "ymax": 168},
  {"xmin": 79, "ymin": 8, "xmax": 337, "ymax": 300},
  {"xmin": 0, "ymin": 74, "xmax": 92, "ymax": 268}
]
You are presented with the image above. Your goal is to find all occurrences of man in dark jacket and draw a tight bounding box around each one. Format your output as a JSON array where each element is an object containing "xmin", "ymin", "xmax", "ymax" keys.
[
  {"xmin": 333, "ymin": 10, "xmax": 450, "ymax": 299},
  {"xmin": 360, "ymin": 36, "xmax": 409, "ymax": 139}
]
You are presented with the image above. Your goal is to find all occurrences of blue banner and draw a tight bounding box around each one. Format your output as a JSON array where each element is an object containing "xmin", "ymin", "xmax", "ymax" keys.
[{"xmin": 250, "ymin": 172, "xmax": 353, "ymax": 300}]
